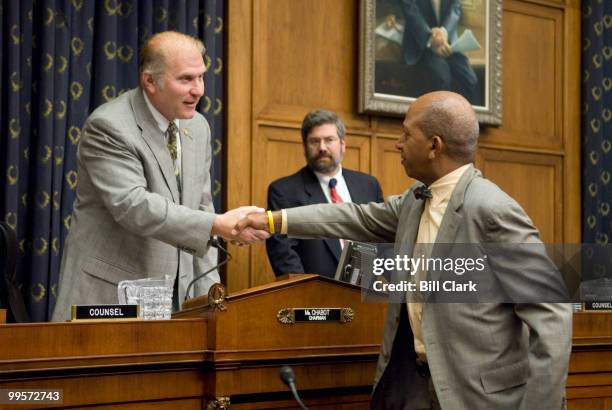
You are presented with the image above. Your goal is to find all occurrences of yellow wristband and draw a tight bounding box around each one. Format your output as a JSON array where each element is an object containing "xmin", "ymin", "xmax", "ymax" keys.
[{"xmin": 267, "ymin": 210, "xmax": 275, "ymax": 234}]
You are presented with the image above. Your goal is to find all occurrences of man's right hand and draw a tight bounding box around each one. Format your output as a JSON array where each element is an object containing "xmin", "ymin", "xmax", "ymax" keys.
[
  {"xmin": 212, "ymin": 206, "xmax": 270, "ymax": 245},
  {"xmin": 431, "ymin": 27, "xmax": 451, "ymax": 57}
]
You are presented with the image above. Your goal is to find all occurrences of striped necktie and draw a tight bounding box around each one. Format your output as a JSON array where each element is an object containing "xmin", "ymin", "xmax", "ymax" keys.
[{"xmin": 166, "ymin": 122, "xmax": 181, "ymax": 195}]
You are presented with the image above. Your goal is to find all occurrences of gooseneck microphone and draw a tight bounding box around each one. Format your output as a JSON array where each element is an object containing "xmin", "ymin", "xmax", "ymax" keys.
[
  {"xmin": 184, "ymin": 237, "xmax": 232, "ymax": 301},
  {"xmin": 279, "ymin": 365, "xmax": 308, "ymax": 410}
]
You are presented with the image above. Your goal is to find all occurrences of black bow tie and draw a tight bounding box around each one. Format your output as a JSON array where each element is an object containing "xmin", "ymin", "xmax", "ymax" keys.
[{"xmin": 413, "ymin": 185, "xmax": 432, "ymax": 200}]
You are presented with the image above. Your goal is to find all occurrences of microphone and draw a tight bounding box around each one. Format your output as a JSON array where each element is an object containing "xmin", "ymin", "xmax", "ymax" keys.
[
  {"xmin": 184, "ymin": 237, "xmax": 232, "ymax": 301},
  {"xmin": 279, "ymin": 366, "xmax": 308, "ymax": 410}
]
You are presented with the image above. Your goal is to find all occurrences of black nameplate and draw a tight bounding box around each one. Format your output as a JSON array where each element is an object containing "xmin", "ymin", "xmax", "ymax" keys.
[
  {"xmin": 294, "ymin": 308, "xmax": 342, "ymax": 322},
  {"xmin": 584, "ymin": 301, "xmax": 612, "ymax": 311},
  {"xmin": 71, "ymin": 304, "xmax": 139, "ymax": 321}
]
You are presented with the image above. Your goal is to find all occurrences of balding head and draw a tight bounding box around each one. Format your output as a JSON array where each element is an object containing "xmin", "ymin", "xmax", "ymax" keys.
[
  {"xmin": 139, "ymin": 31, "xmax": 205, "ymax": 87},
  {"xmin": 411, "ymin": 91, "xmax": 479, "ymax": 163}
]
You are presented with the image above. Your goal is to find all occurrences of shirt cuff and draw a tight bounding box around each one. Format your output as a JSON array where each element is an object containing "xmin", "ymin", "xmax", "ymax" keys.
[{"xmin": 280, "ymin": 209, "xmax": 288, "ymax": 235}]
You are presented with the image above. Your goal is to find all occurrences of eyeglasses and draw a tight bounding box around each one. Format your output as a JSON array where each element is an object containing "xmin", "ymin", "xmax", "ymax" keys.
[{"xmin": 306, "ymin": 136, "xmax": 340, "ymax": 147}]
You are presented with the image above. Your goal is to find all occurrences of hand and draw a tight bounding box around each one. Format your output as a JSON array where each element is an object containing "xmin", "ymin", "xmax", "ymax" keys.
[
  {"xmin": 385, "ymin": 14, "xmax": 398, "ymax": 30},
  {"xmin": 431, "ymin": 28, "xmax": 451, "ymax": 57},
  {"xmin": 432, "ymin": 42, "xmax": 451, "ymax": 57},
  {"xmin": 212, "ymin": 206, "xmax": 270, "ymax": 245},
  {"xmin": 231, "ymin": 225, "xmax": 270, "ymax": 246},
  {"xmin": 232, "ymin": 211, "xmax": 274, "ymax": 236},
  {"xmin": 431, "ymin": 27, "xmax": 448, "ymax": 46}
]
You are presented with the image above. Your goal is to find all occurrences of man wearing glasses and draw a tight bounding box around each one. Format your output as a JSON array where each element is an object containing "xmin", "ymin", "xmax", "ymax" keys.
[{"xmin": 266, "ymin": 109, "xmax": 384, "ymax": 278}]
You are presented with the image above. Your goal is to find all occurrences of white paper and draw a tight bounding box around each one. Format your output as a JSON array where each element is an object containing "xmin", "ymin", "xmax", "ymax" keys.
[
  {"xmin": 450, "ymin": 29, "xmax": 482, "ymax": 53},
  {"xmin": 375, "ymin": 22, "xmax": 404, "ymax": 46}
]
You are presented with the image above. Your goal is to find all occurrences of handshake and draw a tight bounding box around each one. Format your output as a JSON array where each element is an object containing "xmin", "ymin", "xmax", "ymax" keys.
[{"xmin": 211, "ymin": 206, "xmax": 279, "ymax": 246}]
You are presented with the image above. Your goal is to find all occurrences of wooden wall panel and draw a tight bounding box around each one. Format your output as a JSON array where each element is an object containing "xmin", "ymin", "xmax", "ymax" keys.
[
  {"xmin": 253, "ymin": 0, "xmax": 367, "ymax": 127},
  {"xmin": 376, "ymin": 136, "xmax": 415, "ymax": 196},
  {"xmin": 567, "ymin": 397, "xmax": 612, "ymax": 410},
  {"xmin": 482, "ymin": 1, "xmax": 563, "ymax": 149},
  {"xmin": 476, "ymin": 148, "xmax": 563, "ymax": 243},
  {"xmin": 227, "ymin": 0, "xmax": 581, "ymax": 291}
]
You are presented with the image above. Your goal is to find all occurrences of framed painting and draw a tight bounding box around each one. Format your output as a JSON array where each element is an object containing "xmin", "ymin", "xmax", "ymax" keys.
[{"xmin": 359, "ymin": 0, "xmax": 502, "ymax": 125}]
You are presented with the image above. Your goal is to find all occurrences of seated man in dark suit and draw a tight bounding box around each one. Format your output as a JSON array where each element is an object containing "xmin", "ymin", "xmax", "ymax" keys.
[
  {"xmin": 399, "ymin": 0, "xmax": 479, "ymax": 104},
  {"xmin": 266, "ymin": 110, "xmax": 384, "ymax": 278}
]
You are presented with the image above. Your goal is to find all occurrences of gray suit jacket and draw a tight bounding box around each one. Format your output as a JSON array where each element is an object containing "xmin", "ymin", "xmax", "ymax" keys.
[
  {"xmin": 52, "ymin": 88, "xmax": 219, "ymax": 321},
  {"xmin": 286, "ymin": 166, "xmax": 572, "ymax": 409}
]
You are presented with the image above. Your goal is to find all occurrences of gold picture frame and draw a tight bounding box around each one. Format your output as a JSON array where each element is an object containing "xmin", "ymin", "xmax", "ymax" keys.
[{"xmin": 359, "ymin": 0, "xmax": 503, "ymax": 125}]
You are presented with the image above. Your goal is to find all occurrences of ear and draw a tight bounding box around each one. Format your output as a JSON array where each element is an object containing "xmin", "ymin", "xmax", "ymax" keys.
[
  {"xmin": 340, "ymin": 138, "xmax": 346, "ymax": 154},
  {"xmin": 142, "ymin": 73, "xmax": 156, "ymax": 94},
  {"xmin": 429, "ymin": 135, "xmax": 443, "ymax": 159}
]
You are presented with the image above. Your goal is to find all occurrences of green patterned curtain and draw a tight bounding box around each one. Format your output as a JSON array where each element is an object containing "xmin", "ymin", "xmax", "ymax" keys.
[
  {"xmin": 0, "ymin": 0, "xmax": 225, "ymax": 321},
  {"xmin": 582, "ymin": 1, "xmax": 611, "ymax": 244}
]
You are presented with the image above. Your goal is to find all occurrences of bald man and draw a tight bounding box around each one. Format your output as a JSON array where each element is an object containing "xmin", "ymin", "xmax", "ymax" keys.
[
  {"xmin": 52, "ymin": 31, "xmax": 267, "ymax": 321},
  {"xmin": 235, "ymin": 91, "xmax": 572, "ymax": 409}
]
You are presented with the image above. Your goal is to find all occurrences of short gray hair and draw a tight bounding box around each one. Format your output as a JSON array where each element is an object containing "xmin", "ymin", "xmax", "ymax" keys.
[{"xmin": 139, "ymin": 31, "xmax": 206, "ymax": 86}]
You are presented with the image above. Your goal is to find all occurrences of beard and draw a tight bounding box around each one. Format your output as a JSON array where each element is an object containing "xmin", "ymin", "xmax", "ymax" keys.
[{"xmin": 307, "ymin": 153, "xmax": 341, "ymax": 174}]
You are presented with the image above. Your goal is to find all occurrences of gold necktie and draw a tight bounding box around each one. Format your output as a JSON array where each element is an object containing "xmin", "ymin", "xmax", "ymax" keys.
[
  {"xmin": 166, "ymin": 122, "xmax": 178, "ymax": 162},
  {"xmin": 166, "ymin": 122, "xmax": 181, "ymax": 196}
]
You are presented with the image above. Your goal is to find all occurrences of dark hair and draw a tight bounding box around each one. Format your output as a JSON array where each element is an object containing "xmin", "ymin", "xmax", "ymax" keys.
[
  {"xmin": 301, "ymin": 109, "xmax": 346, "ymax": 143},
  {"xmin": 416, "ymin": 99, "xmax": 479, "ymax": 163}
]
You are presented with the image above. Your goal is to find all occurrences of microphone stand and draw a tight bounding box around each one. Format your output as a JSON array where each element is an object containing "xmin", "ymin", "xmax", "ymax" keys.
[
  {"xmin": 184, "ymin": 237, "xmax": 232, "ymax": 301},
  {"xmin": 279, "ymin": 365, "xmax": 308, "ymax": 410}
]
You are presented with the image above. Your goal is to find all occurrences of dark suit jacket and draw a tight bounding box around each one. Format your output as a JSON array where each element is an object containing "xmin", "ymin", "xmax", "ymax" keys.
[
  {"xmin": 400, "ymin": 0, "xmax": 461, "ymax": 64},
  {"xmin": 266, "ymin": 166, "xmax": 383, "ymax": 278}
]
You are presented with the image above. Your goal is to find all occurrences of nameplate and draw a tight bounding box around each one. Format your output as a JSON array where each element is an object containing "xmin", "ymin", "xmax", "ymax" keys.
[
  {"xmin": 71, "ymin": 305, "xmax": 139, "ymax": 321},
  {"xmin": 584, "ymin": 301, "xmax": 612, "ymax": 311},
  {"xmin": 276, "ymin": 307, "xmax": 354, "ymax": 324}
]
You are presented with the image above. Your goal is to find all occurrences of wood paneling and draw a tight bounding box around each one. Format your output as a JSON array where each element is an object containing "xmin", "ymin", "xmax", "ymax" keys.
[
  {"xmin": 253, "ymin": 0, "xmax": 366, "ymax": 126},
  {"xmin": 227, "ymin": 0, "xmax": 255, "ymax": 291},
  {"xmin": 476, "ymin": 147, "xmax": 563, "ymax": 243},
  {"xmin": 375, "ymin": 135, "xmax": 415, "ymax": 196},
  {"xmin": 0, "ymin": 277, "xmax": 387, "ymax": 408},
  {"xmin": 481, "ymin": 0, "xmax": 563, "ymax": 149},
  {"xmin": 227, "ymin": 0, "xmax": 581, "ymax": 291}
]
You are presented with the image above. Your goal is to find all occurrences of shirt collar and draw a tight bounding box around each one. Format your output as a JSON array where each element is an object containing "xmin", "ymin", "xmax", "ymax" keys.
[
  {"xmin": 314, "ymin": 166, "xmax": 343, "ymax": 186},
  {"xmin": 428, "ymin": 163, "xmax": 472, "ymax": 207},
  {"xmin": 143, "ymin": 91, "xmax": 179, "ymax": 134}
]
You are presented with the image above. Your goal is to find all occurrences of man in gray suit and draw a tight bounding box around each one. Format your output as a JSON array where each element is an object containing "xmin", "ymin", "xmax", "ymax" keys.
[
  {"xmin": 52, "ymin": 32, "xmax": 267, "ymax": 321},
  {"xmin": 234, "ymin": 91, "xmax": 572, "ymax": 409}
]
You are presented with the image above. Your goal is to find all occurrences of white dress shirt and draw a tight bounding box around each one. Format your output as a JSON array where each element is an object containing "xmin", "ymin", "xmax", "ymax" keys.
[
  {"xmin": 314, "ymin": 167, "xmax": 353, "ymax": 204},
  {"xmin": 408, "ymin": 163, "xmax": 472, "ymax": 361}
]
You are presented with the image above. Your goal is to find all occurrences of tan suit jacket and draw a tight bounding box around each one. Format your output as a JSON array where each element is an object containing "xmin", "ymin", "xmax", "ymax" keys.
[{"xmin": 286, "ymin": 166, "xmax": 572, "ymax": 409}]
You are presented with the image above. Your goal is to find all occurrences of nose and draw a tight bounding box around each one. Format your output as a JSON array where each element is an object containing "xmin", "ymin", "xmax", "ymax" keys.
[
  {"xmin": 395, "ymin": 141, "xmax": 403, "ymax": 151},
  {"xmin": 317, "ymin": 144, "xmax": 329, "ymax": 153},
  {"xmin": 192, "ymin": 78, "xmax": 205, "ymax": 98}
]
